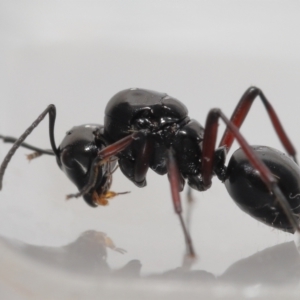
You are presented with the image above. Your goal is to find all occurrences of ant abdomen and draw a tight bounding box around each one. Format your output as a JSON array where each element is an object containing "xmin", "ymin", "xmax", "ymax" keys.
[{"xmin": 225, "ymin": 146, "xmax": 300, "ymax": 233}]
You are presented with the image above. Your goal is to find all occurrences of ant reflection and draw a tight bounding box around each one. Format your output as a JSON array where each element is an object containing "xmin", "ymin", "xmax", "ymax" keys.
[
  {"xmin": 219, "ymin": 241, "xmax": 300, "ymax": 285},
  {"xmin": 1, "ymin": 230, "xmax": 299, "ymax": 285},
  {"xmin": 151, "ymin": 241, "xmax": 300, "ymax": 286},
  {"xmin": 0, "ymin": 230, "xmax": 141, "ymax": 277}
]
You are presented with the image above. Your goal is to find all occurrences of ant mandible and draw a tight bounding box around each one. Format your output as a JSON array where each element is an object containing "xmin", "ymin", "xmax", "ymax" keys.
[{"xmin": 1, "ymin": 87, "xmax": 300, "ymax": 257}]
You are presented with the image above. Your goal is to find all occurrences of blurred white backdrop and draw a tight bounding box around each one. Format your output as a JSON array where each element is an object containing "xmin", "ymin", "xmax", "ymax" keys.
[{"xmin": 1, "ymin": 0, "xmax": 300, "ymax": 291}]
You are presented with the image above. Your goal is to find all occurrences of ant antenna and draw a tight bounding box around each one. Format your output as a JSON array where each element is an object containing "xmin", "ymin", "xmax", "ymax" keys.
[{"xmin": 0, "ymin": 105, "xmax": 58, "ymax": 190}]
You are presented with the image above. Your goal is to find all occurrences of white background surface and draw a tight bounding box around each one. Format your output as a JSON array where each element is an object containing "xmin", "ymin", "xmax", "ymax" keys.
[{"xmin": 1, "ymin": 1, "xmax": 300, "ymax": 297}]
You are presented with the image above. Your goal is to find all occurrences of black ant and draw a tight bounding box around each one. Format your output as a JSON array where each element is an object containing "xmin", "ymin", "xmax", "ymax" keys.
[{"xmin": 1, "ymin": 87, "xmax": 300, "ymax": 257}]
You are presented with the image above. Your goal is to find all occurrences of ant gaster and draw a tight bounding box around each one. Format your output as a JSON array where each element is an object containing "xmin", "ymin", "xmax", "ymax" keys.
[{"xmin": 1, "ymin": 87, "xmax": 300, "ymax": 257}]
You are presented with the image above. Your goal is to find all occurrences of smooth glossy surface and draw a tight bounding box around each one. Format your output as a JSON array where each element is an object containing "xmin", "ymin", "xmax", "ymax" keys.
[
  {"xmin": 225, "ymin": 146, "xmax": 300, "ymax": 233},
  {"xmin": 104, "ymin": 88, "xmax": 204, "ymax": 189},
  {"xmin": 58, "ymin": 124, "xmax": 116, "ymax": 207}
]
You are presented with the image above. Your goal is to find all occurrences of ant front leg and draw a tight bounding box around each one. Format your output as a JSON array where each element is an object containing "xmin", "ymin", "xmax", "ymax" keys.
[
  {"xmin": 65, "ymin": 132, "xmax": 142, "ymax": 200},
  {"xmin": 219, "ymin": 87, "xmax": 297, "ymax": 163},
  {"xmin": 201, "ymin": 108, "xmax": 300, "ymax": 233}
]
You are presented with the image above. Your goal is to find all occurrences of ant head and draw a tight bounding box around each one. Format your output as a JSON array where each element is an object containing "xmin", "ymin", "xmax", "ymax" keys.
[
  {"xmin": 0, "ymin": 106, "xmax": 118, "ymax": 207},
  {"xmin": 57, "ymin": 124, "xmax": 115, "ymax": 207}
]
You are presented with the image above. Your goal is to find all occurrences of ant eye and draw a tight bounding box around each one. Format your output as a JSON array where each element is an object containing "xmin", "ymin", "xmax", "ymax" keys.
[{"xmin": 61, "ymin": 148, "xmax": 75, "ymax": 169}]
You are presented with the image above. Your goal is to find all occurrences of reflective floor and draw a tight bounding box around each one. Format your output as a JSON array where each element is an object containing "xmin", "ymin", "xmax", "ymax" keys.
[
  {"xmin": 2, "ymin": 230, "xmax": 300, "ymax": 285},
  {"xmin": 0, "ymin": 231, "xmax": 300, "ymax": 299}
]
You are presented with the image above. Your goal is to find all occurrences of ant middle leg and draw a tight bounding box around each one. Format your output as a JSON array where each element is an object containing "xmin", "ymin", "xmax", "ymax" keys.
[
  {"xmin": 111, "ymin": 132, "xmax": 196, "ymax": 257},
  {"xmin": 166, "ymin": 148, "xmax": 195, "ymax": 258}
]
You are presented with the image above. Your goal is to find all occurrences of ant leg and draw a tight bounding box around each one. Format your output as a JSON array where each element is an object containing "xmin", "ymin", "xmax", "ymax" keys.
[
  {"xmin": 118, "ymin": 134, "xmax": 153, "ymax": 187},
  {"xmin": 219, "ymin": 87, "xmax": 297, "ymax": 163},
  {"xmin": 133, "ymin": 137, "xmax": 153, "ymax": 185},
  {"xmin": 117, "ymin": 137, "xmax": 193, "ymax": 257},
  {"xmin": 0, "ymin": 105, "xmax": 58, "ymax": 190},
  {"xmin": 166, "ymin": 148, "xmax": 195, "ymax": 257},
  {"xmin": 185, "ymin": 186, "xmax": 195, "ymax": 232},
  {"xmin": 66, "ymin": 132, "xmax": 142, "ymax": 199},
  {"xmin": 201, "ymin": 108, "xmax": 300, "ymax": 233}
]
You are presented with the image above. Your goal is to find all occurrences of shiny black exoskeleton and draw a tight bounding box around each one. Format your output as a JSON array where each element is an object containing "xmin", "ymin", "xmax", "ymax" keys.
[
  {"xmin": 57, "ymin": 124, "xmax": 116, "ymax": 207},
  {"xmin": 226, "ymin": 146, "xmax": 300, "ymax": 233},
  {"xmin": 1, "ymin": 87, "xmax": 300, "ymax": 256},
  {"xmin": 104, "ymin": 89, "xmax": 205, "ymax": 191}
]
